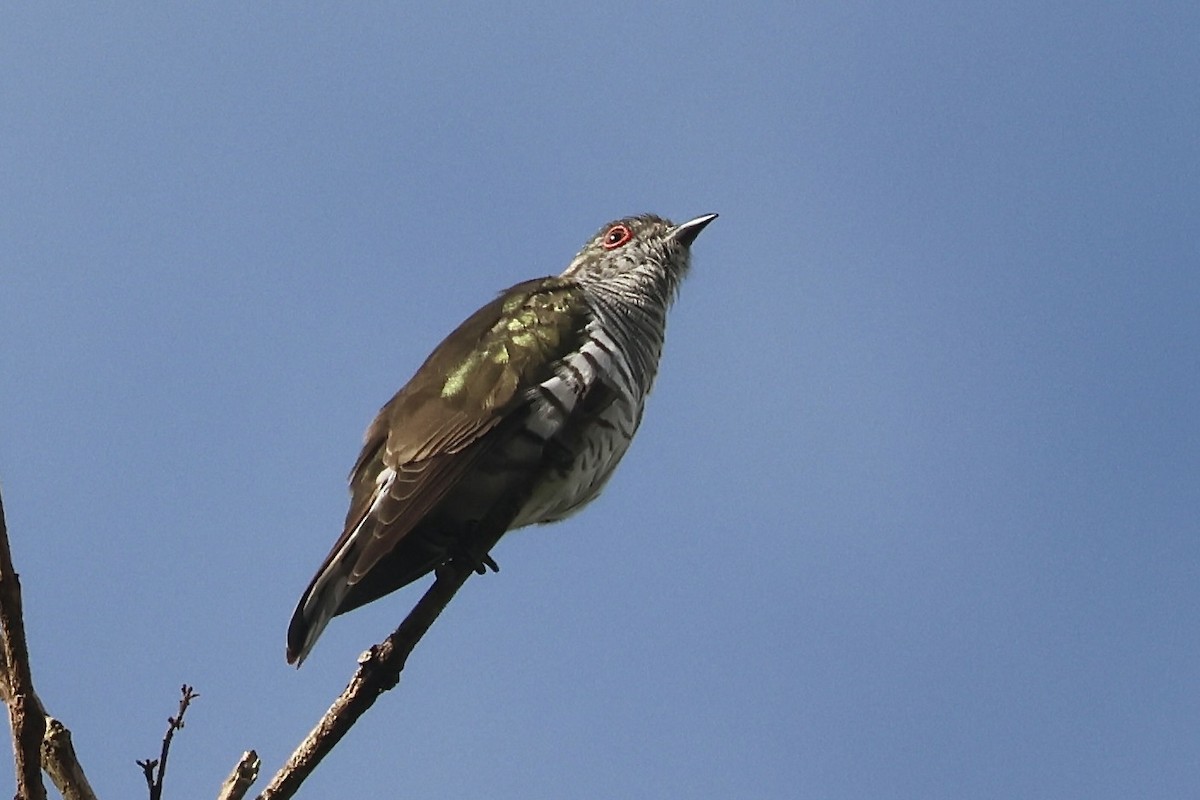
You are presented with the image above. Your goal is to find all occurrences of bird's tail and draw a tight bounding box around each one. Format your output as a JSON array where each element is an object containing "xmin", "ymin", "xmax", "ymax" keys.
[{"xmin": 286, "ymin": 524, "xmax": 365, "ymax": 666}]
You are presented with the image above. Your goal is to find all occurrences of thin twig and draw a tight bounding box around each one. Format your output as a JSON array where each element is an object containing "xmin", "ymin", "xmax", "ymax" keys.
[
  {"xmin": 0, "ymin": 486, "xmax": 49, "ymax": 800},
  {"xmin": 255, "ymin": 525, "xmax": 507, "ymax": 800},
  {"xmin": 138, "ymin": 684, "xmax": 199, "ymax": 800}
]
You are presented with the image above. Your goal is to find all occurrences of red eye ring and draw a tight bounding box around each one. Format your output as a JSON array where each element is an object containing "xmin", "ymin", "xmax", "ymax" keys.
[{"xmin": 602, "ymin": 224, "xmax": 634, "ymax": 250}]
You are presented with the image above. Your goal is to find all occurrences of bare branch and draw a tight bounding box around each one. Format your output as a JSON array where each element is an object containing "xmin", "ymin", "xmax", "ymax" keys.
[
  {"xmin": 138, "ymin": 684, "xmax": 199, "ymax": 800},
  {"xmin": 217, "ymin": 750, "xmax": 261, "ymax": 800},
  {"xmin": 41, "ymin": 718, "xmax": 97, "ymax": 800},
  {"xmin": 0, "ymin": 490, "xmax": 98, "ymax": 800},
  {"xmin": 137, "ymin": 757, "xmax": 156, "ymax": 796},
  {"xmin": 0, "ymin": 486, "xmax": 48, "ymax": 800},
  {"xmin": 255, "ymin": 525, "xmax": 507, "ymax": 800}
]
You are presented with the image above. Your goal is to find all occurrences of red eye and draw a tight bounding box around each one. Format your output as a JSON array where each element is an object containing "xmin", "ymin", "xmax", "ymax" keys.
[{"xmin": 602, "ymin": 224, "xmax": 633, "ymax": 250}]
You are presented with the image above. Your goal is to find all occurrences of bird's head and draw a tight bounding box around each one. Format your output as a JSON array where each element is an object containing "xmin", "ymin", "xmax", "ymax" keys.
[{"xmin": 560, "ymin": 213, "xmax": 718, "ymax": 297}]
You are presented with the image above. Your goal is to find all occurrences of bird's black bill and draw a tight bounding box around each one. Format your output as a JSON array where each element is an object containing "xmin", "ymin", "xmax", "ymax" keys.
[{"xmin": 671, "ymin": 213, "xmax": 718, "ymax": 247}]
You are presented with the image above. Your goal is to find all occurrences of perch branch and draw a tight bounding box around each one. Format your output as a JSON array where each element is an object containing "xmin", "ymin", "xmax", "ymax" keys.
[{"xmin": 255, "ymin": 524, "xmax": 507, "ymax": 800}]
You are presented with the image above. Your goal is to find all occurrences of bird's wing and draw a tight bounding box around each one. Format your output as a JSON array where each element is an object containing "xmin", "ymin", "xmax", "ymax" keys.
[
  {"xmin": 343, "ymin": 278, "xmax": 586, "ymax": 573},
  {"xmin": 287, "ymin": 278, "xmax": 586, "ymax": 663}
]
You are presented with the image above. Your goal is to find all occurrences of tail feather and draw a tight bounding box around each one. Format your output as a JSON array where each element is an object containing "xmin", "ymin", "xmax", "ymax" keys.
[{"xmin": 286, "ymin": 520, "xmax": 370, "ymax": 666}]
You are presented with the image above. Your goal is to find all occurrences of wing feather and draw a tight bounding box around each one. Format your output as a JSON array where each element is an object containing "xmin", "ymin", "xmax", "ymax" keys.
[{"xmin": 286, "ymin": 278, "xmax": 587, "ymax": 663}]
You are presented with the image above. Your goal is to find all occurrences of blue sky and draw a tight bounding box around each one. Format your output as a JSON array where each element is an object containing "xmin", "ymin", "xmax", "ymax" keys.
[{"xmin": 2, "ymin": 3, "xmax": 1197, "ymax": 798}]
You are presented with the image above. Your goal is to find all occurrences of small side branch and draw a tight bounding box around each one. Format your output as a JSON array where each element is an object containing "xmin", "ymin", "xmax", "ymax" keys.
[
  {"xmin": 41, "ymin": 718, "xmax": 97, "ymax": 800},
  {"xmin": 255, "ymin": 526, "xmax": 506, "ymax": 800},
  {"xmin": 217, "ymin": 750, "xmax": 261, "ymax": 800},
  {"xmin": 138, "ymin": 684, "xmax": 199, "ymax": 800},
  {"xmin": 0, "ymin": 486, "xmax": 48, "ymax": 800}
]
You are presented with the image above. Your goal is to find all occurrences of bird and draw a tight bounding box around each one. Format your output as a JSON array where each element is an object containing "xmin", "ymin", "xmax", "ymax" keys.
[{"xmin": 286, "ymin": 212, "xmax": 717, "ymax": 665}]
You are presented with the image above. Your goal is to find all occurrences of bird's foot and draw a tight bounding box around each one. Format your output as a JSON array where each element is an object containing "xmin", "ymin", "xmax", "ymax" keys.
[{"xmin": 445, "ymin": 539, "xmax": 500, "ymax": 576}]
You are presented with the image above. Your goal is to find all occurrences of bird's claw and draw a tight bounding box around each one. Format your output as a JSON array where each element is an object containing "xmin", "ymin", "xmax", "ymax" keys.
[{"xmin": 446, "ymin": 542, "xmax": 500, "ymax": 576}]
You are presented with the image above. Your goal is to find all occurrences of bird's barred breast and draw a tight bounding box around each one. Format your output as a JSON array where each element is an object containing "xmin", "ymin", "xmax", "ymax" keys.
[{"xmin": 511, "ymin": 324, "xmax": 647, "ymax": 527}]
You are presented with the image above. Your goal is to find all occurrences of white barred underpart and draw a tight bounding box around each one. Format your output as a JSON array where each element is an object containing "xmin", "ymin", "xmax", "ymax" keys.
[{"xmin": 511, "ymin": 314, "xmax": 649, "ymax": 528}]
